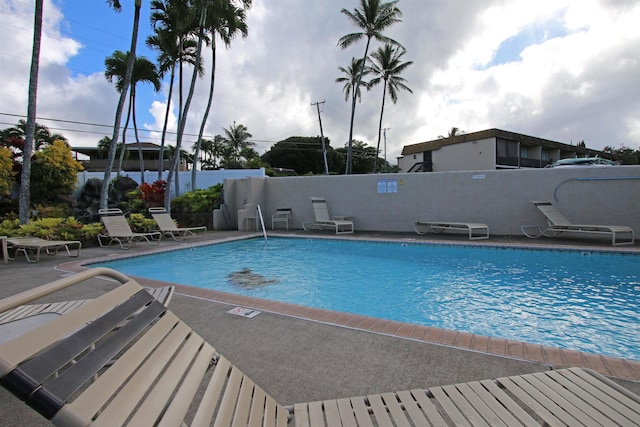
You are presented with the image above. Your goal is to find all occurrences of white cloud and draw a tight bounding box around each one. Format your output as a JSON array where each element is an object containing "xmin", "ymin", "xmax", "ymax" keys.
[{"xmin": 1, "ymin": 0, "xmax": 638, "ymax": 166}]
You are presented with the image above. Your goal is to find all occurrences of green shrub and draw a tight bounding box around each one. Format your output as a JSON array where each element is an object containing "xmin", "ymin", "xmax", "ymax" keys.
[
  {"xmin": 171, "ymin": 183, "xmax": 223, "ymax": 214},
  {"xmin": 0, "ymin": 217, "xmax": 102, "ymax": 245},
  {"xmin": 127, "ymin": 213, "xmax": 156, "ymax": 233}
]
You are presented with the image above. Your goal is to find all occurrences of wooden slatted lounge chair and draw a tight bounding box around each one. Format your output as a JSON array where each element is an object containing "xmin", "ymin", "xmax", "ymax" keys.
[
  {"xmin": 414, "ymin": 221, "xmax": 490, "ymax": 240},
  {"xmin": 6, "ymin": 237, "xmax": 82, "ymax": 263},
  {"xmin": 2, "ymin": 269, "xmax": 640, "ymax": 426},
  {"xmin": 148, "ymin": 207, "xmax": 207, "ymax": 240},
  {"xmin": 97, "ymin": 208, "xmax": 161, "ymax": 249},
  {"xmin": 522, "ymin": 201, "xmax": 634, "ymax": 246},
  {"xmin": 302, "ymin": 197, "xmax": 354, "ymax": 234}
]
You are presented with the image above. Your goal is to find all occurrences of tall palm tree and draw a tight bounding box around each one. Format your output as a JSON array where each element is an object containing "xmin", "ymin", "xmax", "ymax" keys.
[
  {"xmin": 336, "ymin": 57, "xmax": 371, "ymax": 105},
  {"xmin": 368, "ymin": 43, "xmax": 412, "ymax": 173},
  {"xmin": 148, "ymin": 0, "xmax": 200, "ymax": 180},
  {"xmin": 19, "ymin": 0, "xmax": 43, "ymax": 224},
  {"xmin": 338, "ymin": 0, "xmax": 402, "ymax": 174},
  {"xmin": 192, "ymin": 0, "xmax": 250, "ymax": 190},
  {"xmin": 100, "ymin": 0, "xmax": 142, "ymax": 210},
  {"xmin": 164, "ymin": 0, "xmax": 209, "ymax": 209},
  {"xmin": 105, "ymin": 51, "xmax": 161, "ymax": 181}
]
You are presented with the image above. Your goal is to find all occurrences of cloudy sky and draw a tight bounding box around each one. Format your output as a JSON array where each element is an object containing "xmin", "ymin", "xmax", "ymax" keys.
[{"xmin": 1, "ymin": 0, "xmax": 639, "ymax": 164}]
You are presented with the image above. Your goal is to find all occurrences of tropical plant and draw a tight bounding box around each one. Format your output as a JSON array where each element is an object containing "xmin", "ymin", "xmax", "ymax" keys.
[
  {"xmin": 105, "ymin": 50, "xmax": 161, "ymax": 181},
  {"xmin": 30, "ymin": 140, "xmax": 84, "ymax": 204},
  {"xmin": 163, "ymin": 0, "xmax": 211, "ymax": 209},
  {"xmin": 148, "ymin": 0, "xmax": 201, "ymax": 179},
  {"xmin": 336, "ymin": 57, "xmax": 371, "ymax": 104},
  {"xmin": 367, "ymin": 43, "xmax": 412, "ymax": 172},
  {"xmin": 139, "ymin": 180, "xmax": 166, "ymax": 207},
  {"xmin": 438, "ymin": 127, "xmax": 463, "ymax": 139},
  {"xmin": 0, "ymin": 147, "xmax": 15, "ymax": 196},
  {"xmin": 220, "ymin": 122, "xmax": 254, "ymax": 166},
  {"xmin": 192, "ymin": 0, "xmax": 251, "ymax": 189},
  {"xmin": 338, "ymin": 0, "xmax": 402, "ymax": 174},
  {"xmin": 100, "ymin": 0, "xmax": 143, "ymax": 211}
]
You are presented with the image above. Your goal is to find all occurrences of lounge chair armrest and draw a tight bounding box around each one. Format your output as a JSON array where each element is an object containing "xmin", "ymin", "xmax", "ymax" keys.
[{"xmin": 0, "ymin": 268, "xmax": 130, "ymax": 314}]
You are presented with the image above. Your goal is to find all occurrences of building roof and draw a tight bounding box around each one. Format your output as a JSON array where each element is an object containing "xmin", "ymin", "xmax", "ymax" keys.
[
  {"xmin": 72, "ymin": 142, "xmax": 163, "ymax": 156},
  {"xmin": 401, "ymin": 128, "xmax": 613, "ymax": 158}
]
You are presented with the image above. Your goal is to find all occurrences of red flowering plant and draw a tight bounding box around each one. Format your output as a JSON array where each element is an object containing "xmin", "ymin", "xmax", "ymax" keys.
[{"xmin": 139, "ymin": 180, "xmax": 166, "ymax": 207}]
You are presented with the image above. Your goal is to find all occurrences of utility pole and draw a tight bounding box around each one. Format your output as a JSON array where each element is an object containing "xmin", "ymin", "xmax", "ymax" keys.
[
  {"xmin": 382, "ymin": 127, "xmax": 390, "ymax": 170},
  {"xmin": 312, "ymin": 100, "xmax": 329, "ymax": 175}
]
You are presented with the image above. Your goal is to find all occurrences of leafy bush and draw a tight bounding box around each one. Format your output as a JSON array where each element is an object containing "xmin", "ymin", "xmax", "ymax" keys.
[
  {"xmin": 30, "ymin": 140, "xmax": 84, "ymax": 203},
  {"xmin": 140, "ymin": 180, "xmax": 166, "ymax": 207},
  {"xmin": 0, "ymin": 217, "xmax": 102, "ymax": 245},
  {"xmin": 171, "ymin": 183, "xmax": 223, "ymax": 214},
  {"xmin": 0, "ymin": 146, "xmax": 15, "ymax": 196},
  {"xmin": 127, "ymin": 213, "xmax": 156, "ymax": 233}
]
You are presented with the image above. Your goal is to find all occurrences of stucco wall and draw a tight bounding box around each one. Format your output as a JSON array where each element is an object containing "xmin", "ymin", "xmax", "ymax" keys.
[
  {"xmin": 218, "ymin": 166, "xmax": 640, "ymax": 237},
  {"xmin": 432, "ymin": 138, "xmax": 496, "ymax": 172}
]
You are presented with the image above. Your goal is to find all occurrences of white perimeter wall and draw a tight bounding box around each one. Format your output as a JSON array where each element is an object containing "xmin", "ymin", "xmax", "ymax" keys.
[{"xmin": 219, "ymin": 165, "xmax": 640, "ymax": 236}]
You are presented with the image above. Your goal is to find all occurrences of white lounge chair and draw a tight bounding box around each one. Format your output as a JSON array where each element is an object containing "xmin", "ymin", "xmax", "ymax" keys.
[
  {"xmin": 302, "ymin": 197, "xmax": 354, "ymax": 234},
  {"xmin": 522, "ymin": 201, "xmax": 635, "ymax": 246},
  {"xmin": 97, "ymin": 208, "xmax": 161, "ymax": 249},
  {"xmin": 6, "ymin": 237, "xmax": 82, "ymax": 262},
  {"xmin": 414, "ymin": 221, "xmax": 489, "ymax": 240},
  {"xmin": 1, "ymin": 268, "xmax": 640, "ymax": 426},
  {"xmin": 148, "ymin": 207, "xmax": 206, "ymax": 240}
]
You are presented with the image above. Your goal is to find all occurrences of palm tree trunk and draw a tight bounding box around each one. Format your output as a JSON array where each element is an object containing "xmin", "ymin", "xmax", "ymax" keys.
[
  {"xmin": 373, "ymin": 79, "xmax": 387, "ymax": 173},
  {"xmin": 192, "ymin": 39, "xmax": 217, "ymax": 191},
  {"xmin": 19, "ymin": 0, "xmax": 43, "ymax": 224},
  {"xmin": 100, "ymin": 0, "xmax": 140, "ymax": 210},
  {"xmin": 157, "ymin": 65, "xmax": 175, "ymax": 181},
  {"xmin": 346, "ymin": 37, "xmax": 372, "ymax": 174},
  {"xmin": 117, "ymin": 95, "xmax": 133, "ymax": 175},
  {"xmin": 132, "ymin": 88, "xmax": 145, "ymax": 183},
  {"xmin": 165, "ymin": 3, "xmax": 207, "ymax": 210}
]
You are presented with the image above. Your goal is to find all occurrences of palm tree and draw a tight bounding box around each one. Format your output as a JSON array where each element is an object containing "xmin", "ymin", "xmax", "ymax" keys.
[
  {"xmin": 338, "ymin": 0, "xmax": 402, "ymax": 174},
  {"xmin": 148, "ymin": 0, "xmax": 200, "ymax": 180},
  {"xmin": 368, "ymin": 44, "xmax": 412, "ymax": 173},
  {"xmin": 336, "ymin": 57, "xmax": 371, "ymax": 105},
  {"xmin": 192, "ymin": 0, "xmax": 250, "ymax": 190},
  {"xmin": 19, "ymin": 0, "xmax": 43, "ymax": 223},
  {"xmin": 100, "ymin": 0, "xmax": 143, "ymax": 210},
  {"xmin": 105, "ymin": 51, "xmax": 161, "ymax": 181},
  {"xmin": 221, "ymin": 122, "xmax": 253, "ymax": 164},
  {"xmin": 164, "ymin": 0, "xmax": 209, "ymax": 209},
  {"xmin": 438, "ymin": 127, "xmax": 462, "ymax": 139}
]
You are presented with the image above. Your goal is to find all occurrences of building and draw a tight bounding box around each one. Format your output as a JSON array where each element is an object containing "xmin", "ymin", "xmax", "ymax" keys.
[
  {"xmin": 72, "ymin": 142, "xmax": 191, "ymax": 172},
  {"xmin": 398, "ymin": 128, "xmax": 616, "ymax": 172}
]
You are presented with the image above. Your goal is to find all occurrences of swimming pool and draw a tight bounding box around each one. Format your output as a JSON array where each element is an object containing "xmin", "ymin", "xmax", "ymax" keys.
[{"xmin": 93, "ymin": 237, "xmax": 640, "ymax": 360}]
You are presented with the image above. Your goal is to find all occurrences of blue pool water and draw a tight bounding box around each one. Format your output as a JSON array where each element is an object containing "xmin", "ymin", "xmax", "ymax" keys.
[{"xmin": 93, "ymin": 237, "xmax": 640, "ymax": 360}]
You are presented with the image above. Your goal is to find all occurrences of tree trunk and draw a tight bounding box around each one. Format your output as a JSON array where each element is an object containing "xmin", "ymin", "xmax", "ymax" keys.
[
  {"xmin": 373, "ymin": 79, "xmax": 387, "ymax": 173},
  {"xmin": 165, "ymin": 3, "xmax": 207, "ymax": 210},
  {"xmin": 117, "ymin": 94, "xmax": 133, "ymax": 175},
  {"xmin": 100, "ymin": 0, "xmax": 140, "ymax": 210},
  {"xmin": 345, "ymin": 37, "xmax": 372, "ymax": 175},
  {"xmin": 157, "ymin": 65, "xmax": 175, "ymax": 181},
  {"xmin": 19, "ymin": 0, "xmax": 43, "ymax": 224},
  {"xmin": 192, "ymin": 39, "xmax": 217, "ymax": 191},
  {"xmin": 132, "ymin": 88, "xmax": 145, "ymax": 183}
]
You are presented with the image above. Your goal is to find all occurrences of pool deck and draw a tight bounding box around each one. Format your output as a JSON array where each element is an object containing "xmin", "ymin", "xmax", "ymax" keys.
[{"xmin": 1, "ymin": 230, "xmax": 639, "ymax": 425}]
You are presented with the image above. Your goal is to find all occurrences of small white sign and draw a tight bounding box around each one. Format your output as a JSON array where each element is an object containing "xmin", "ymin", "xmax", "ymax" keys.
[
  {"xmin": 377, "ymin": 179, "xmax": 387, "ymax": 193},
  {"xmin": 227, "ymin": 307, "xmax": 261, "ymax": 318},
  {"xmin": 472, "ymin": 174, "xmax": 485, "ymax": 180},
  {"xmin": 387, "ymin": 178, "xmax": 398, "ymax": 193}
]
